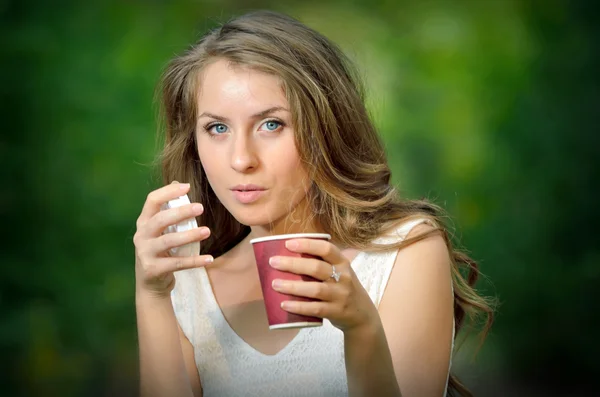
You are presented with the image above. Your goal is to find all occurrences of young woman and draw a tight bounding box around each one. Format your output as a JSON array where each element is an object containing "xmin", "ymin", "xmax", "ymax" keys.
[{"xmin": 133, "ymin": 10, "xmax": 493, "ymax": 397}]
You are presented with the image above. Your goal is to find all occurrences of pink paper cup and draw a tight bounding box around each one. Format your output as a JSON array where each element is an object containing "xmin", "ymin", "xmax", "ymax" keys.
[{"xmin": 250, "ymin": 233, "xmax": 331, "ymax": 330}]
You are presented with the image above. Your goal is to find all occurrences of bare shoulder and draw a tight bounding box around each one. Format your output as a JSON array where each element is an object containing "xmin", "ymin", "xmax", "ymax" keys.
[
  {"xmin": 381, "ymin": 220, "xmax": 452, "ymax": 301},
  {"xmin": 403, "ymin": 221, "xmax": 448, "ymax": 253},
  {"xmin": 377, "ymin": 220, "xmax": 455, "ymax": 395},
  {"xmin": 378, "ymin": 218, "xmax": 453, "ymax": 332},
  {"xmin": 378, "ymin": 217, "xmax": 449, "ymax": 253}
]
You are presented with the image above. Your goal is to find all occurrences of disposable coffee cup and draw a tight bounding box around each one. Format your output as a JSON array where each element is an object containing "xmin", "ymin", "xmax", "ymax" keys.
[{"xmin": 250, "ymin": 233, "xmax": 331, "ymax": 330}]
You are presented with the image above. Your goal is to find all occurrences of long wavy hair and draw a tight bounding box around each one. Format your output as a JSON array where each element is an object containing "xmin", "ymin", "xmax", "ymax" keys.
[{"xmin": 155, "ymin": 10, "xmax": 494, "ymax": 396}]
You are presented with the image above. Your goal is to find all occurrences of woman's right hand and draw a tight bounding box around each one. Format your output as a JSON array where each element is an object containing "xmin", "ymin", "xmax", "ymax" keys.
[{"xmin": 133, "ymin": 182, "xmax": 213, "ymax": 298}]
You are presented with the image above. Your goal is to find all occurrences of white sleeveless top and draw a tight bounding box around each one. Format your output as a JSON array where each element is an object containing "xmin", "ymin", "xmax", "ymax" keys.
[{"xmin": 171, "ymin": 219, "xmax": 454, "ymax": 396}]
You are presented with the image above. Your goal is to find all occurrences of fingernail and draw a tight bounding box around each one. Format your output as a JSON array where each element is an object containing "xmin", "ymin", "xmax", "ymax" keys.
[
  {"xmin": 199, "ymin": 227, "xmax": 210, "ymax": 236},
  {"xmin": 204, "ymin": 256, "xmax": 214, "ymax": 263},
  {"xmin": 269, "ymin": 257, "xmax": 280, "ymax": 267},
  {"xmin": 192, "ymin": 203, "xmax": 203, "ymax": 213},
  {"xmin": 285, "ymin": 240, "xmax": 298, "ymax": 250},
  {"xmin": 180, "ymin": 183, "xmax": 190, "ymax": 190},
  {"xmin": 272, "ymin": 279, "xmax": 283, "ymax": 289}
]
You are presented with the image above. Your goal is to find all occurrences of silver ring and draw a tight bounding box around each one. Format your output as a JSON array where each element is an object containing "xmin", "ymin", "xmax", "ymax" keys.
[{"xmin": 330, "ymin": 265, "xmax": 341, "ymax": 282}]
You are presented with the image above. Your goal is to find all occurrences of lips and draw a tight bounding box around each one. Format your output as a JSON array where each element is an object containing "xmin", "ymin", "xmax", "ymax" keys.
[
  {"xmin": 231, "ymin": 189, "xmax": 266, "ymax": 204},
  {"xmin": 230, "ymin": 184, "xmax": 266, "ymax": 192}
]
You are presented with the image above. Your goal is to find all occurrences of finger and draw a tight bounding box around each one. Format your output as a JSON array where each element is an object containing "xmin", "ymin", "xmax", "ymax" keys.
[
  {"xmin": 137, "ymin": 182, "xmax": 191, "ymax": 226},
  {"xmin": 271, "ymin": 280, "xmax": 334, "ymax": 301},
  {"xmin": 284, "ymin": 239, "xmax": 346, "ymax": 268},
  {"xmin": 152, "ymin": 226, "xmax": 210, "ymax": 255},
  {"xmin": 145, "ymin": 202, "xmax": 204, "ymax": 237},
  {"xmin": 280, "ymin": 300, "xmax": 331, "ymax": 319},
  {"xmin": 161, "ymin": 253, "xmax": 215, "ymax": 274},
  {"xmin": 269, "ymin": 256, "xmax": 332, "ymax": 281}
]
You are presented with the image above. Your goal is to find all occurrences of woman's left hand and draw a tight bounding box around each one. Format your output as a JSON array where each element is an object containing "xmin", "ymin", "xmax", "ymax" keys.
[{"xmin": 269, "ymin": 238, "xmax": 380, "ymax": 333}]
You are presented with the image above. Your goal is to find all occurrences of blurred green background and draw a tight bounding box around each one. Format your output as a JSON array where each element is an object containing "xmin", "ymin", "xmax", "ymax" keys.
[{"xmin": 2, "ymin": 0, "xmax": 598, "ymax": 396}]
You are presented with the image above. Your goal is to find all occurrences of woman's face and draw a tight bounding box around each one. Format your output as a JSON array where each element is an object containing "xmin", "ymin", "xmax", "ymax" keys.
[{"xmin": 196, "ymin": 59, "xmax": 313, "ymax": 235}]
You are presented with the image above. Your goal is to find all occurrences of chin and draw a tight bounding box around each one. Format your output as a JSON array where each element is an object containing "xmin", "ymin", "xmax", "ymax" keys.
[
  {"xmin": 228, "ymin": 208, "xmax": 286, "ymax": 228},
  {"xmin": 227, "ymin": 208, "xmax": 270, "ymax": 225}
]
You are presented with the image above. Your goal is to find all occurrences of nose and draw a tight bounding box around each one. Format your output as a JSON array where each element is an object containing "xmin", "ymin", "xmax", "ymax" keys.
[{"xmin": 230, "ymin": 132, "xmax": 259, "ymax": 172}]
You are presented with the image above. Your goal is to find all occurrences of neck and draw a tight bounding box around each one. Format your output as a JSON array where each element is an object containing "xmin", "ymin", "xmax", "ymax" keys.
[{"xmin": 247, "ymin": 197, "xmax": 326, "ymax": 241}]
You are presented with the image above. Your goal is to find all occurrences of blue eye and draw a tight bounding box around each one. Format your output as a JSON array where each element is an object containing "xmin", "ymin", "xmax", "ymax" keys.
[
  {"xmin": 209, "ymin": 124, "xmax": 228, "ymax": 134},
  {"xmin": 261, "ymin": 120, "xmax": 282, "ymax": 131}
]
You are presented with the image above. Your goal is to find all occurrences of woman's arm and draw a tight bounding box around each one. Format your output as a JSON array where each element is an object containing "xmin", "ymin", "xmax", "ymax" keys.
[
  {"xmin": 179, "ymin": 319, "xmax": 203, "ymax": 397},
  {"xmin": 134, "ymin": 182, "xmax": 210, "ymax": 397},
  {"xmin": 136, "ymin": 291, "xmax": 202, "ymax": 397},
  {"xmin": 344, "ymin": 318, "xmax": 402, "ymax": 396},
  {"xmin": 345, "ymin": 225, "xmax": 454, "ymax": 397},
  {"xmin": 271, "ymin": 225, "xmax": 454, "ymax": 396}
]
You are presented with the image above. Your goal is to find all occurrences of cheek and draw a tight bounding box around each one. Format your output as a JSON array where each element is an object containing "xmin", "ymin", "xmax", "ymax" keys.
[
  {"xmin": 277, "ymin": 152, "xmax": 310, "ymax": 191},
  {"xmin": 279, "ymin": 142, "xmax": 309, "ymax": 184}
]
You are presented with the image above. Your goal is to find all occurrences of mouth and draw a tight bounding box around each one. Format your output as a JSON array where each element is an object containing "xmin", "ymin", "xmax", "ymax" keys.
[
  {"xmin": 231, "ymin": 188, "xmax": 267, "ymax": 204},
  {"xmin": 230, "ymin": 184, "xmax": 267, "ymax": 192}
]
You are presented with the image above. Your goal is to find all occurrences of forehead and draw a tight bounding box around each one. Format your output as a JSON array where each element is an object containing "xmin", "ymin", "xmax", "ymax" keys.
[{"xmin": 196, "ymin": 59, "xmax": 287, "ymax": 110}]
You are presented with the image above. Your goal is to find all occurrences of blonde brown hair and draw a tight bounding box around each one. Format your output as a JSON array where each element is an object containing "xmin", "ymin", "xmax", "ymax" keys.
[{"xmin": 156, "ymin": 10, "xmax": 493, "ymax": 396}]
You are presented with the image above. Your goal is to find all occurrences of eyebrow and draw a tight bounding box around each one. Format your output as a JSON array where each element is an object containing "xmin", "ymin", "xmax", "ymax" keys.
[{"xmin": 197, "ymin": 106, "xmax": 289, "ymax": 122}]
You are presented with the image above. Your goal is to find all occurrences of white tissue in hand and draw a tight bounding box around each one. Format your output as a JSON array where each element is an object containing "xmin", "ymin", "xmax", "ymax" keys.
[{"xmin": 161, "ymin": 193, "xmax": 200, "ymax": 257}]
